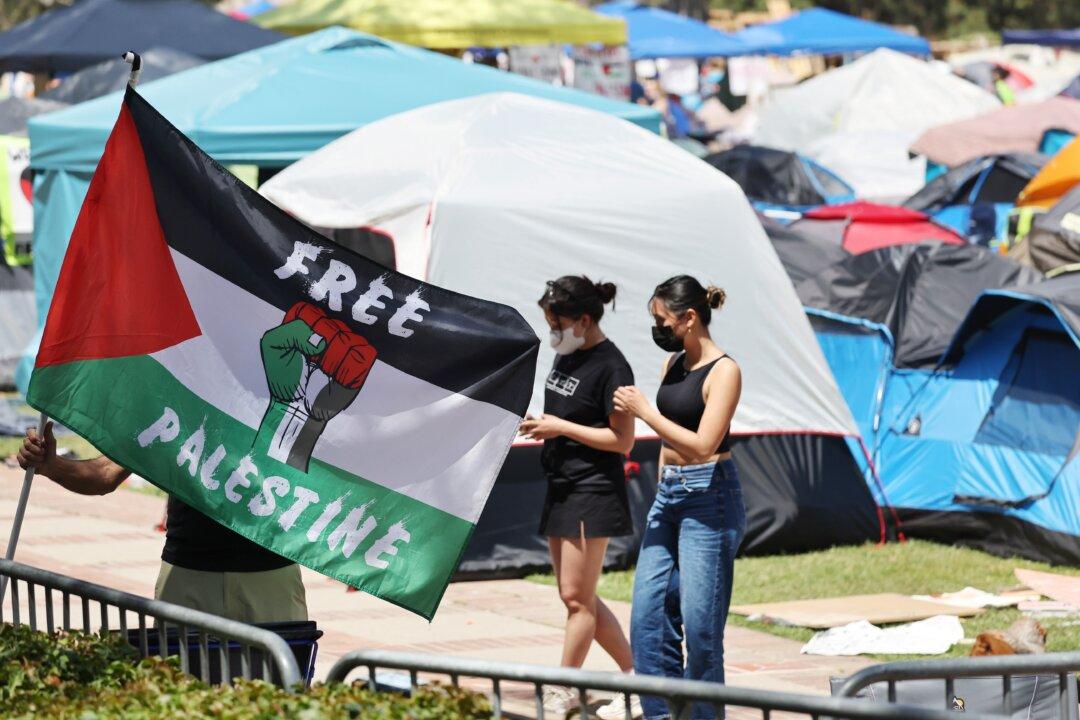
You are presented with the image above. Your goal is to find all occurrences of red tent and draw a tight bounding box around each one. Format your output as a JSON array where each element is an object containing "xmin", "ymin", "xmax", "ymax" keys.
[{"xmin": 790, "ymin": 201, "xmax": 965, "ymax": 254}]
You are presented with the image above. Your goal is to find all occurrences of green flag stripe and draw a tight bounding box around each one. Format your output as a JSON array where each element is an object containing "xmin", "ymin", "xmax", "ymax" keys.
[{"xmin": 28, "ymin": 355, "xmax": 473, "ymax": 619}]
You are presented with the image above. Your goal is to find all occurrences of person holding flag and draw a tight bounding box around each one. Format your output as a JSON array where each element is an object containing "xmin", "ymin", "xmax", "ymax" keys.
[{"xmin": 18, "ymin": 422, "xmax": 309, "ymax": 623}]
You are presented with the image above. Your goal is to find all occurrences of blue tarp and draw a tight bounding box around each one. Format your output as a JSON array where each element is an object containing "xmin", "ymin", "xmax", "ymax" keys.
[
  {"xmin": 20, "ymin": 28, "xmax": 662, "ymax": 391},
  {"xmin": 593, "ymin": 1, "xmax": 747, "ymax": 59},
  {"xmin": 734, "ymin": 8, "xmax": 930, "ymax": 57},
  {"xmin": 1002, "ymin": 29, "xmax": 1080, "ymax": 48},
  {"xmin": 0, "ymin": 0, "xmax": 283, "ymax": 74}
]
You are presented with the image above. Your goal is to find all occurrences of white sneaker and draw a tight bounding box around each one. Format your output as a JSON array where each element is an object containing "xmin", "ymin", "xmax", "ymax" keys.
[
  {"xmin": 596, "ymin": 693, "xmax": 644, "ymax": 720},
  {"xmin": 542, "ymin": 686, "xmax": 579, "ymax": 717}
]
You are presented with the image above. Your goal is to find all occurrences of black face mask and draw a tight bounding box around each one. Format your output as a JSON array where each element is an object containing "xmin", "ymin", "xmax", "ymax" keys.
[{"xmin": 652, "ymin": 325, "xmax": 684, "ymax": 352}]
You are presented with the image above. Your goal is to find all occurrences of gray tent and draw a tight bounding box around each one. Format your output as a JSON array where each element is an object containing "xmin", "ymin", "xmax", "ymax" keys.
[
  {"xmin": 1023, "ymin": 184, "xmax": 1080, "ymax": 276},
  {"xmin": 0, "ymin": 96, "xmax": 67, "ymax": 136},
  {"xmin": 42, "ymin": 47, "xmax": 205, "ymax": 105}
]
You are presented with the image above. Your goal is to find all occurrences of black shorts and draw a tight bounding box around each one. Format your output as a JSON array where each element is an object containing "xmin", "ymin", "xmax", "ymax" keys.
[{"xmin": 539, "ymin": 481, "xmax": 633, "ymax": 538}]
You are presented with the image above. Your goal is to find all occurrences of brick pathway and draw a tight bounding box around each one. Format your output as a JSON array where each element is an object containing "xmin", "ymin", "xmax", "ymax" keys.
[{"xmin": 0, "ymin": 467, "xmax": 873, "ymax": 714}]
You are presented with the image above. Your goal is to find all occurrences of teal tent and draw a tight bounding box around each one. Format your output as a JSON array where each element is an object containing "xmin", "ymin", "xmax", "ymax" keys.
[{"xmin": 21, "ymin": 27, "xmax": 661, "ymax": 391}]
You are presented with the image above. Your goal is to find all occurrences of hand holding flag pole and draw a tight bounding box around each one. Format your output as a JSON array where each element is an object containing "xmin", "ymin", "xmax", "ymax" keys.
[{"xmin": 1, "ymin": 412, "xmax": 46, "ymax": 604}]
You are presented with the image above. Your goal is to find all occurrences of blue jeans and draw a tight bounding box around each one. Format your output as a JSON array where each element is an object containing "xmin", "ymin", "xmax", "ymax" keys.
[{"xmin": 630, "ymin": 460, "xmax": 746, "ymax": 720}]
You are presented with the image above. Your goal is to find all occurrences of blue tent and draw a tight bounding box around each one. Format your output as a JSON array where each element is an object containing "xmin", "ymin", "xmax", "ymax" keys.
[
  {"xmin": 1002, "ymin": 29, "xmax": 1080, "ymax": 48},
  {"xmin": 0, "ymin": 0, "xmax": 283, "ymax": 74},
  {"xmin": 791, "ymin": 244, "xmax": 1079, "ymax": 564},
  {"xmin": 873, "ymin": 275, "xmax": 1080, "ymax": 564},
  {"xmin": 20, "ymin": 28, "xmax": 662, "ymax": 391},
  {"xmin": 734, "ymin": 8, "xmax": 930, "ymax": 57},
  {"xmin": 593, "ymin": 1, "xmax": 747, "ymax": 59}
]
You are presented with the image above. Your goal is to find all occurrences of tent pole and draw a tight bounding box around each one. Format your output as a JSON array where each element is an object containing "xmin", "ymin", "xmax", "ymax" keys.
[{"xmin": 0, "ymin": 413, "xmax": 46, "ymax": 604}]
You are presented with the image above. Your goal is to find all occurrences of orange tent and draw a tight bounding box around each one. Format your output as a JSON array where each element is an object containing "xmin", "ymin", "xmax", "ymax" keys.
[{"xmin": 1017, "ymin": 135, "xmax": 1080, "ymax": 208}]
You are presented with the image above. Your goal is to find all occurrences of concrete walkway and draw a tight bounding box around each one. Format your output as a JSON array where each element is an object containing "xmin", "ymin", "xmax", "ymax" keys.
[{"xmin": 0, "ymin": 467, "xmax": 872, "ymax": 704}]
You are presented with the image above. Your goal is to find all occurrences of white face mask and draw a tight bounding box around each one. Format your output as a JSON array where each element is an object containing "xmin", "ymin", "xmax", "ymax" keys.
[{"xmin": 550, "ymin": 324, "xmax": 586, "ymax": 355}]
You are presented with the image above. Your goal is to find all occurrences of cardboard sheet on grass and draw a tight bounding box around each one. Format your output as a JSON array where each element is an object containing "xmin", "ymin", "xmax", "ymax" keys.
[{"xmin": 730, "ymin": 593, "xmax": 982, "ymax": 629}]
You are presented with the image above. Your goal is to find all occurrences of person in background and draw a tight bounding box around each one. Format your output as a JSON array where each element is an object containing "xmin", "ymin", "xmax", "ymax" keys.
[
  {"xmin": 520, "ymin": 276, "xmax": 638, "ymax": 719},
  {"xmin": 993, "ymin": 65, "xmax": 1015, "ymax": 106},
  {"xmin": 613, "ymin": 275, "xmax": 745, "ymax": 720}
]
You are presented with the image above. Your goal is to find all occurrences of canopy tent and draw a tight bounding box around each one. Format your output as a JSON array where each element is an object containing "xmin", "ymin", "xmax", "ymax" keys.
[
  {"xmin": 910, "ymin": 97, "xmax": 1080, "ymax": 168},
  {"xmin": 876, "ymin": 274, "xmax": 1080, "ymax": 564},
  {"xmin": 262, "ymin": 92, "xmax": 882, "ymax": 566},
  {"xmin": 1002, "ymin": 29, "xmax": 1080, "ymax": 49},
  {"xmin": 0, "ymin": 0, "xmax": 283, "ymax": 74},
  {"xmin": 704, "ymin": 144, "xmax": 854, "ymax": 214},
  {"xmin": 593, "ymin": 1, "xmax": 746, "ymax": 59},
  {"xmin": 733, "ymin": 8, "xmax": 930, "ymax": 57},
  {"xmin": 0, "ymin": 97, "xmax": 67, "ymax": 136},
  {"xmin": 1015, "ymin": 184, "xmax": 1080, "ymax": 276},
  {"xmin": 754, "ymin": 49, "xmax": 999, "ymax": 200},
  {"xmin": 1017, "ymin": 135, "xmax": 1080, "ymax": 209},
  {"xmin": 257, "ymin": 0, "xmax": 626, "ymax": 48},
  {"xmin": 788, "ymin": 201, "xmax": 964, "ymax": 255},
  {"xmin": 904, "ymin": 154, "xmax": 1047, "ymax": 241},
  {"xmin": 22, "ymin": 29, "xmax": 663, "ymax": 393},
  {"xmin": 41, "ymin": 47, "xmax": 204, "ymax": 106}
]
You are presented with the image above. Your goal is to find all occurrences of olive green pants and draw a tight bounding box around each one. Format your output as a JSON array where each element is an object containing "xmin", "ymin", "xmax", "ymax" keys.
[{"xmin": 154, "ymin": 561, "xmax": 308, "ymax": 624}]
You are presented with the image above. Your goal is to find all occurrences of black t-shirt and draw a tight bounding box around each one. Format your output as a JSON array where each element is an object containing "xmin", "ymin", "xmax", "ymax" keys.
[
  {"xmin": 541, "ymin": 339, "xmax": 634, "ymax": 491},
  {"xmin": 162, "ymin": 496, "xmax": 293, "ymax": 572}
]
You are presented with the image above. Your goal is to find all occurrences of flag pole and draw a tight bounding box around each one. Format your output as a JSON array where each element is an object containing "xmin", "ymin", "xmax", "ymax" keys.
[
  {"xmin": 122, "ymin": 51, "xmax": 142, "ymax": 88},
  {"xmin": 0, "ymin": 412, "xmax": 46, "ymax": 604}
]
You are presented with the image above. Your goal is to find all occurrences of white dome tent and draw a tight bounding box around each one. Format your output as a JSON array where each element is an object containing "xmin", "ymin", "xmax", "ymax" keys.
[
  {"xmin": 754, "ymin": 49, "xmax": 1001, "ymax": 201},
  {"xmin": 262, "ymin": 92, "xmax": 884, "ymax": 571}
]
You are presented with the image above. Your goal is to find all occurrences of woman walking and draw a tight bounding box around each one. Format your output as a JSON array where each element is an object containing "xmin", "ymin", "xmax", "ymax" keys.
[
  {"xmin": 614, "ymin": 275, "xmax": 746, "ymax": 720},
  {"xmin": 520, "ymin": 276, "xmax": 638, "ymax": 718}
]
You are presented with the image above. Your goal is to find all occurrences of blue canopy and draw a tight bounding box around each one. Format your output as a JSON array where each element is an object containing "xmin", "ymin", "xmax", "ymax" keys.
[
  {"xmin": 1002, "ymin": 29, "xmax": 1080, "ymax": 48},
  {"xmin": 0, "ymin": 0, "xmax": 283, "ymax": 74},
  {"xmin": 593, "ymin": 1, "xmax": 747, "ymax": 59},
  {"xmin": 20, "ymin": 28, "xmax": 662, "ymax": 391},
  {"xmin": 734, "ymin": 8, "xmax": 930, "ymax": 57}
]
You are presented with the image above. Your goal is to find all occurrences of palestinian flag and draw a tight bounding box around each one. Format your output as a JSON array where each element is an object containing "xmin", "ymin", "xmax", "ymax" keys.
[{"xmin": 27, "ymin": 88, "xmax": 539, "ymax": 619}]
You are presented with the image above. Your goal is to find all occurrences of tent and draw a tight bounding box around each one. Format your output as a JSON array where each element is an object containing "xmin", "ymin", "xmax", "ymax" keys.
[
  {"xmin": 733, "ymin": 7, "xmax": 930, "ymax": 56},
  {"xmin": 593, "ymin": 1, "xmax": 746, "ymax": 59},
  {"xmin": 754, "ymin": 49, "xmax": 999, "ymax": 200},
  {"xmin": 1064, "ymin": 74, "xmax": 1080, "ymax": 101},
  {"xmin": 0, "ymin": 0, "xmax": 283, "ymax": 74},
  {"xmin": 904, "ymin": 154, "xmax": 1047, "ymax": 242},
  {"xmin": 1016, "ymin": 184, "xmax": 1080, "ymax": 276},
  {"xmin": 761, "ymin": 214, "xmax": 848, "ymax": 285},
  {"xmin": 873, "ymin": 273, "xmax": 1080, "ymax": 564},
  {"xmin": 0, "ymin": 96, "xmax": 67, "ymax": 136},
  {"xmin": 22, "ymin": 28, "xmax": 662, "ymax": 391},
  {"xmin": 909, "ymin": 97, "xmax": 1080, "ymax": 168},
  {"xmin": 787, "ymin": 201, "xmax": 964, "ymax": 255},
  {"xmin": 704, "ymin": 144, "xmax": 854, "ymax": 215},
  {"xmin": 1002, "ymin": 29, "xmax": 1080, "ymax": 49},
  {"xmin": 1016, "ymin": 135, "xmax": 1080, "ymax": 209},
  {"xmin": 0, "ymin": 264, "xmax": 35, "ymax": 388},
  {"xmin": 41, "ymin": 47, "xmax": 205, "ymax": 106},
  {"xmin": 257, "ymin": 0, "xmax": 626, "ymax": 48},
  {"xmin": 957, "ymin": 60, "xmax": 1035, "ymax": 94},
  {"xmin": 261, "ymin": 92, "xmax": 882, "ymax": 569}
]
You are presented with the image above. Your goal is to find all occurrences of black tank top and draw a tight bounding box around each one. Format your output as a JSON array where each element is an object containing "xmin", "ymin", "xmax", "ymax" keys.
[{"xmin": 656, "ymin": 352, "xmax": 732, "ymax": 455}]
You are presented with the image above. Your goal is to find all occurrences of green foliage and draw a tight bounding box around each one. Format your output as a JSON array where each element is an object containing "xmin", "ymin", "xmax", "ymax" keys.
[{"xmin": 0, "ymin": 624, "xmax": 491, "ymax": 719}]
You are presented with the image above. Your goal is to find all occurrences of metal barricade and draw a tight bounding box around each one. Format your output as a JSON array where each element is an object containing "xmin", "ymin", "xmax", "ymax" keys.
[
  {"xmin": 837, "ymin": 652, "xmax": 1080, "ymax": 720},
  {"xmin": 0, "ymin": 558, "xmax": 301, "ymax": 689},
  {"xmin": 328, "ymin": 649, "xmax": 975, "ymax": 720}
]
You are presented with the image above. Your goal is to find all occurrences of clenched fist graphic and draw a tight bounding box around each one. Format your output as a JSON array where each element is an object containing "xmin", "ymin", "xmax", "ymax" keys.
[{"xmin": 254, "ymin": 301, "xmax": 377, "ymax": 471}]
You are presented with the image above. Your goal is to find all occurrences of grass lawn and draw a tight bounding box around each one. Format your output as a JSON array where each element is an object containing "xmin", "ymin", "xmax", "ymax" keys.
[{"xmin": 528, "ymin": 540, "xmax": 1080, "ymax": 660}]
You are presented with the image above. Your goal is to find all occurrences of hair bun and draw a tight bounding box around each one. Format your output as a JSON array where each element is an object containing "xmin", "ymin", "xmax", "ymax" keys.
[
  {"xmin": 595, "ymin": 281, "xmax": 618, "ymax": 305},
  {"xmin": 706, "ymin": 286, "xmax": 726, "ymax": 309}
]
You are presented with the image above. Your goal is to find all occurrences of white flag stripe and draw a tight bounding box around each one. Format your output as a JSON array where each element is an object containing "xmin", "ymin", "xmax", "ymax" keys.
[{"xmin": 151, "ymin": 250, "xmax": 521, "ymax": 523}]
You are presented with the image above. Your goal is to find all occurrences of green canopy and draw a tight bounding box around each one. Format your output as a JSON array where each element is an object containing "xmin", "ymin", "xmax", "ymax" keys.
[{"xmin": 257, "ymin": 0, "xmax": 626, "ymax": 48}]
